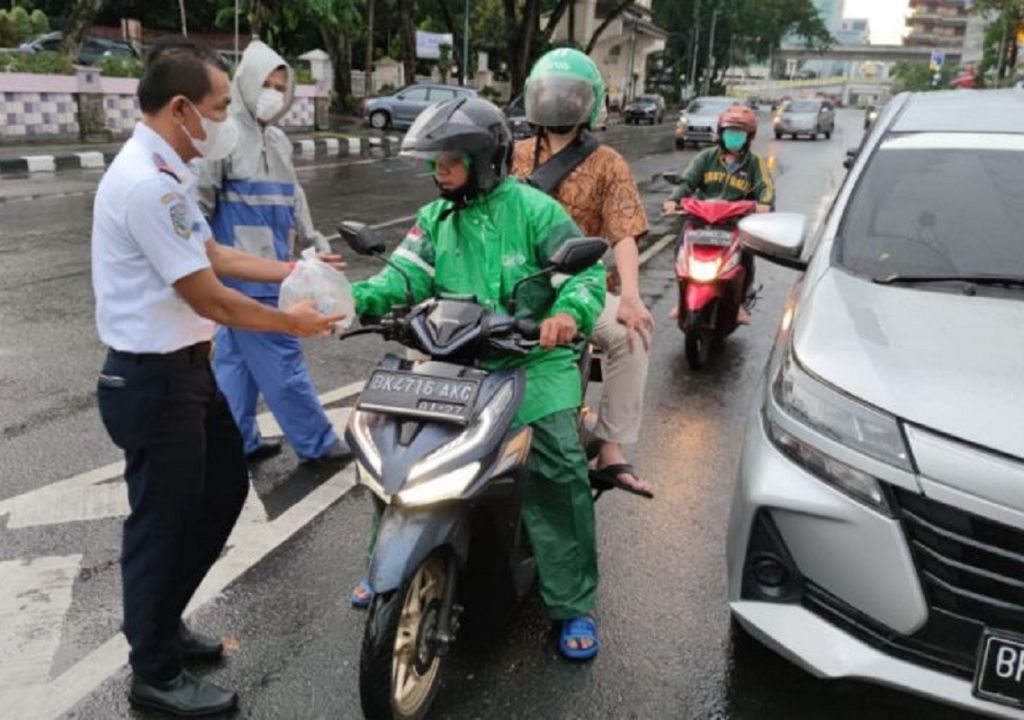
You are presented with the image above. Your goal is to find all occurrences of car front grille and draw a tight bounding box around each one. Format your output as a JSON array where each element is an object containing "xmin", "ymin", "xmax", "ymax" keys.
[
  {"xmin": 804, "ymin": 488, "xmax": 1024, "ymax": 679},
  {"xmin": 687, "ymin": 125, "xmax": 713, "ymax": 133}
]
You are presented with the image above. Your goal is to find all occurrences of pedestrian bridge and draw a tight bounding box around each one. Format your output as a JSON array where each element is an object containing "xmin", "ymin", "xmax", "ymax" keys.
[
  {"xmin": 726, "ymin": 77, "xmax": 893, "ymax": 106},
  {"xmin": 777, "ymin": 44, "xmax": 962, "ymax": 65}
]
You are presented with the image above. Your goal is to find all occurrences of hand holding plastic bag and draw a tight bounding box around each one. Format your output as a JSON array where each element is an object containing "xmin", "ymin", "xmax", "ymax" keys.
[{"xmin": 280, "ymin": 247, "xmax": 355, "ymax": 330}]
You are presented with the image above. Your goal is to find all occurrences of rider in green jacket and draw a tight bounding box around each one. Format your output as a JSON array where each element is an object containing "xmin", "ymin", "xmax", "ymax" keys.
[{"xmin": 351, "ymin": 98, "xmax": 607, "ymax": 660}]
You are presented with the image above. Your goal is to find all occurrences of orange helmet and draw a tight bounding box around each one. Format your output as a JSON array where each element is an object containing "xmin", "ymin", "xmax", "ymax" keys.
[{"xmin": 718, "ymin": 105, "xmax": 758, "ymax": 138}]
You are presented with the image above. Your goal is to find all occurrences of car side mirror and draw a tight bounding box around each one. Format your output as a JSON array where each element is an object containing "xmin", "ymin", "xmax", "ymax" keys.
[
  {"xmin": 662, "ymin": 172, "xmax": 683, "ymax": 185},
  {"xmin": 338, "ymin": 221, "xmax": 386, "ymax": 256},
  {"xmin": 738, "ymin": 213, "xmax": 808, "ymax": 271},
  {"xmin": 547, "ymin": 237, "xmax": 608, "ymax": 274}
]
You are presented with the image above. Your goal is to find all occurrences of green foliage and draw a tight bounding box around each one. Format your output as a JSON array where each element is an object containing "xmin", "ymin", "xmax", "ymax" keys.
[
  {"xmin": 295, "ymin": 66, "xmax": 314, "ymax": 84},
  {"xmin": 0, "ymin": 5, "xmax": 49, "ymax": 47},
  {"xmin": 892, "ymin": 61, "xmax": 956, "ymax": 92},
  {"xmin": 377, "ymin": 82, "xmax": 396, "ymax": 94},
  {"xmin": 98, "ymin": 54, "xmax": 143, "ymax": 77},
  {"xmin": 29, "ymin": 9, "xmax": 49, "ymax": 36},
  {"xmin": 0, "ymin": 49, "xmax": 75, "ymax": 75},
  {"xmin": 479, "ymin": 84, "xmax": 506, "ymax": 102}
]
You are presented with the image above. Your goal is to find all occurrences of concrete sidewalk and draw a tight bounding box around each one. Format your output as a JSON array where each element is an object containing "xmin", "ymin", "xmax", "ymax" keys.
[{"xmin": 0, "ymin": 128, "xmax": 402, "ymax": 176}]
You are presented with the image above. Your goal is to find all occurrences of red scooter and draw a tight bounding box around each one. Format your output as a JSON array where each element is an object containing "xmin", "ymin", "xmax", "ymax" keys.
[{"xmin": 670, "ymin": 196, "xmax": 757, "ymax": 369}]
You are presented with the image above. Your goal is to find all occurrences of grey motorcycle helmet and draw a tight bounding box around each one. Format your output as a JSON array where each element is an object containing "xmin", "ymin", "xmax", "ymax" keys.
[{"xmin": 401, "ymin": 97, "xmax": 513, "ymax": 198}]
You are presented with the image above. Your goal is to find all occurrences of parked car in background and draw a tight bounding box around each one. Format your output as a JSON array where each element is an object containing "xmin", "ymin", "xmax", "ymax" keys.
[
  {"xmin": 773, "ymin": 98, "xmax": 835, "ymax": 140},
  {"xmin": 675, "ymin": 96, "xmax": 735, "ymax": 149},
  {"xmin": 362, "ymin": 83, "xmax": 478, "ymax": 130},
  {"xmin": 19, "ymin": 31, "xmax": 137, "ymax": 66},
  {"xmin": 729, "ymin": 88, "xmax": 1024, "ymax": 720},
  {"xmin": 504, "ymin": 93, "xmax": 607, "ymax": 138},
  {"xmin": 622, "ymin": 94, "xmax": 665, "ymax": 125}
]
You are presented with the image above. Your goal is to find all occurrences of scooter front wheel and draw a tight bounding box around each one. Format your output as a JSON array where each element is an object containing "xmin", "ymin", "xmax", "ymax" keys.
[
  {"xmin": 359, "ymin": 553, "xmax": 452, "ymax": 720},
  {"xmin": 685, "ymin": 329, "xmax": 712, "ymax": 370}
]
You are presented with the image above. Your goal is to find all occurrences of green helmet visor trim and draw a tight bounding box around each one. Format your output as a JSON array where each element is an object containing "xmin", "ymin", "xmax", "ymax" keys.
[
  {"xmin": 524, "ymin": 74, "xmax": 596, "ymax": 128},
  {"xmin": 426, "ymin": 151, "xmax": 472, "ymax": 172}
]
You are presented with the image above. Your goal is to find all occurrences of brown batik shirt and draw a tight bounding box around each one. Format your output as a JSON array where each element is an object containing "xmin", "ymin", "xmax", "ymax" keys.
[{"xmin": 511, "ymin": 137, "xmax": 648, "ymax": 246}]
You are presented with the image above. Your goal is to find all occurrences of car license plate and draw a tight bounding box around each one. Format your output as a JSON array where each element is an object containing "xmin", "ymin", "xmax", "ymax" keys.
[
  {"xmin": 686, "ymin": 229, "xmax": 733, "ymax": 247},
  {"xmin": 974, "ymin": 631, "xmax": 1024, "ymax": 710},
  {"xmin": 358, "ymin": 370, "xmax": 480, "ymax": 425}
]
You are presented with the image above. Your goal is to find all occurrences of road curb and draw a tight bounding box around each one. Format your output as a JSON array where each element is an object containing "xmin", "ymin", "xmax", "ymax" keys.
[{"xmin": 0, "ymin": 134, "xmax": 400, "ymax": 177}]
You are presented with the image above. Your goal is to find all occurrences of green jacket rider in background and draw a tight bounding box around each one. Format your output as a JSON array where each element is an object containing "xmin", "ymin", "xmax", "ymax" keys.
[{"xmin": 349, "ymin": 97, "xmax": 607, "ymax": 660}]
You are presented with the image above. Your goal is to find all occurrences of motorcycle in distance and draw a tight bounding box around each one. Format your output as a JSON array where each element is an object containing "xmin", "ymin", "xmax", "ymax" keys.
[
  {"xmin": 662, "ymin": 171, "xmax": 758, "ymax": 370},
  {"xmin": 336, "ymin": 221, "xmax": 609, "ymax": 720}
]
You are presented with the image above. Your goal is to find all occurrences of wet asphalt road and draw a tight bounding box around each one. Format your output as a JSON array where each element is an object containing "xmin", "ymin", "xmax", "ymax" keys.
[{"xmin": 0, "ymin": 112, "xmax": 986, "ymax": 719}]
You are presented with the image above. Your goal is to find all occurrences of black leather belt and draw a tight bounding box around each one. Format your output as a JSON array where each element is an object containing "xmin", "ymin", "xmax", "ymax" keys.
[{"xmin": 108, "ymin": 341, "xmax": 212, "ymax": 364}]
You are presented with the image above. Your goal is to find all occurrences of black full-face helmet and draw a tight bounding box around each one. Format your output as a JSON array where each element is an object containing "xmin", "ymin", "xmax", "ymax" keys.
[{"xmin": 401, "ymin": 96, "xmax": 513, "ymax": 203}]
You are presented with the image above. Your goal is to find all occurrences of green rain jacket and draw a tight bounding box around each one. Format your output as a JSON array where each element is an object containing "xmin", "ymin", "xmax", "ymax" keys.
[
  {"xmin": 669, "ymin": 146, "xmax": 776, "ymax": 208},
  {"xmin": 352, "ymin": 178, "xmax": 606, "ymax": 426}
]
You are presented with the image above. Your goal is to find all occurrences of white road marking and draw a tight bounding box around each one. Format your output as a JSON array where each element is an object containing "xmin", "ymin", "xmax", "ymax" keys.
[
  {"xmin": 638, "ymin": 233, "xmax": 676, "ymax": 267},
  {"xmin": 294, "ymin": 158, "xmax": 379, "ymax": 172},
  {"xmin": 0, "ymin": 381, "xmax": 364, "ymax": 529},
  {"xmin": 36, "ymin": 466, "xmax": 356, "ymax": 720},
  {"xmin": 0, "ymin": 555, "xmax": 82, "ymax": 719}
]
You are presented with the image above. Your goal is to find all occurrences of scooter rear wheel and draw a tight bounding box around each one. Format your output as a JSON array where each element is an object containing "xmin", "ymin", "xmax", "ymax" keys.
[
  {"xmin": 359, "ymin": 554, "xmax": 452, "ymax": 720},
  {"xmin": 685, "ymin": 330, "xmax": 712, "ymax": 370}
]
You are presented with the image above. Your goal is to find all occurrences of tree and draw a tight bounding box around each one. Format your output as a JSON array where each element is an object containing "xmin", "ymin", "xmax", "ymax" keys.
[
  {"xmin": 398, "ymin": 0, "xmax": 416, "ymax": 84},
  {"xmin": 972, "ymin": 0, "xmax": 1024, "ymax": 80},
  {"xmin": 892, "ymin": 60, "xmax": 955, "ymax": 92},
  {"xmin": 61, "ymin": 0, "xmax": 105, "ymax": 56},
  {"xmin": 365, "ymin": 0, "xmax": 375, "ymax": 96}
]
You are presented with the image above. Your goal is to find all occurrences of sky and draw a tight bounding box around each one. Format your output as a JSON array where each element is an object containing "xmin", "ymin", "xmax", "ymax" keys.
[{"xmin": 842, "ymin": 0, "xmax": 912, "ymax": 45}]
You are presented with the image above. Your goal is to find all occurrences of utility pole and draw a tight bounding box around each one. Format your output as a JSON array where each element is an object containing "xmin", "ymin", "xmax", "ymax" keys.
[
  {"xmin": 234, "ymin": 0, "xmax": 239, "ymax": 64},
  {"xmin": 462, "ymin": 0, "xmax": 469, "ymax": 86},
  {"xmin": 704, "ymin": 5, "xmax": 719, "ymax": 96},
  {"xmin": 179, "ymin": 0, "xmax": 188, "ymax": 37},
  {"xmin": 365, "ymin": 0, "xmax": 375, "ymax": 97},
  {"xmin": 689, "ymin": 0, "xmax": 701, "ymax": 101},
  {"xmin": 626, "ymin": 11, "xmax": 639, "ymax": 101}
]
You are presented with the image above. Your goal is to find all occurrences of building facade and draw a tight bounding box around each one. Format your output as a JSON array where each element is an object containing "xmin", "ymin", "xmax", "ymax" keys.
[{"xmin": 904, "ymin": 0, "xmax": 969, "ymax": 48}]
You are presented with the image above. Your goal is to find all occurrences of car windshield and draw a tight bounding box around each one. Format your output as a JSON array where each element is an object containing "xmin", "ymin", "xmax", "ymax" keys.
[
  {"xmin": 837, "ymin": 141, "xmax": 1024, "ymax": 282},
  {"xmin": 688, "ymin": 100, "xmax": 731, "ymax": 114},
  {"xmin": 784, "ymin": 101, "xmax": 820, "ymax": 113},
  {"xmin": 636, "ymin": 96, "xmax": 659, "ymax": 104}
]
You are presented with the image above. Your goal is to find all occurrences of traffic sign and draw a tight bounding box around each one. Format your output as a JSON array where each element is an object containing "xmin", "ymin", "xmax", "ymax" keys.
[{"xmin": 929, "ymin": 49, "xmax": 945, "ymax": 71}]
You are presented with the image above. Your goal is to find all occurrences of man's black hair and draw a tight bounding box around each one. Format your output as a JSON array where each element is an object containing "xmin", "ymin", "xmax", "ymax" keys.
[{"xmin": 137, "ymin": 37, "xmax": 229, "ymax": 114}]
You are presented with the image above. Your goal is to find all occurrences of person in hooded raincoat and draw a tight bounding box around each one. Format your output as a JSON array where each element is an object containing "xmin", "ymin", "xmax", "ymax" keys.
[{"xmin": 198, "ymin": 41, "xmax": 348, "ymax": 464}]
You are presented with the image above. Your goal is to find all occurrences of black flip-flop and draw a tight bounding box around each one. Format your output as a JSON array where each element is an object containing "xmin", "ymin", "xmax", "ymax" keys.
[{"xmin": 589, "ymin": 464, "xmax": 654, "ymax": 499}]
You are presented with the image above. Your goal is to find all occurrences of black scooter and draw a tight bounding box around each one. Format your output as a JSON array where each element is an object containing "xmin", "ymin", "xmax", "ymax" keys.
[{"xmin": 337, "ymin": 222, "xmax": 609, "ymax": 720}]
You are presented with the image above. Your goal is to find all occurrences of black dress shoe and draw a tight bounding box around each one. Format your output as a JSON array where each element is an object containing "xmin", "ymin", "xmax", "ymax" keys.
[
  {"xmin": 246, "ymin": 437, "xmax": 283, "ymax": 462},
  {"xmin": 178, "ymin": 622, "xmax": 224, "ymax": 661},
  {"xmin": 303, "ymin": 439, "xmax": 352, "ymax": 465},
  {"xmin": 129, "ymin": 670, "xmax": 237, "ymax": 717}
]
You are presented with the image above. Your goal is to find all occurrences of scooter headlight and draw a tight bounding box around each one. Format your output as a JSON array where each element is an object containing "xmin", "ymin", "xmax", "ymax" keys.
[
  {"xmin": 407, "ymin": 380, "xmax": 515, "ymax": 483},
  {"xmin": 397, "ymin": 462, "xmax": 481, "ymax": 507},
  {"xmin": 689, "ymin": 257, "xmax": 721, "ymax": 282}
]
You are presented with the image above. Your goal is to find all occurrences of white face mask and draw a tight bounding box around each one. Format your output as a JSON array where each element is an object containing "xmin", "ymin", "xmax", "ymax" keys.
[
  {"xmin": 256, "ymin": 88, "xmax": 286, "ymax": 123},
  {"xmin": 181, "ymin": 102, "xmax": 239, "ymax": 161}
]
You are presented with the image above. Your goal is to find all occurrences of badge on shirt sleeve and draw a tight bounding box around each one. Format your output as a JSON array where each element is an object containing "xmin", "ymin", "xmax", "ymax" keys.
[{"xmin": 169, "ymin": 202, "xmax": 191, "ymax": 239}]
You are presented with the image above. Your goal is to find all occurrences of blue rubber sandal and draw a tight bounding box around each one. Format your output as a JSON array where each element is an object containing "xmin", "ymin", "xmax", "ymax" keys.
[
  {"xmin": 558, "ymin": 616, "xmax": 600, "ymax": 661},
  {"xmin": 350, "ymin": 579, "xmax": 373, "ymax": 610}
]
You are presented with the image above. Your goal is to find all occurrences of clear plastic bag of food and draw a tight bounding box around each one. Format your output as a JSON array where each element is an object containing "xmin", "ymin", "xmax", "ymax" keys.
[{"xmin": 279, "ymin": 247, "xmax": 355, "ymax": 330}]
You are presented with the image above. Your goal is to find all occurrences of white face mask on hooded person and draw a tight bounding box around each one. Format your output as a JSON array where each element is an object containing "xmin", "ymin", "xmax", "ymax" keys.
[
  {"xmin": 256, "ymin": 88, "xmax": 286, "ymax": 123},
  {"xmin": 181, "ymin": 100, "xmax": 240, "ymax": 161}
]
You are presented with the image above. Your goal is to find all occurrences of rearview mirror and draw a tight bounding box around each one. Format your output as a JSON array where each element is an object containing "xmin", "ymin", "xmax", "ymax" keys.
[
  {"xmin": 843, "ymin": 147, "xmax": 858, "ymax": 170},
  {"xmin": 548, "ymin": 237, "xmax": 609, "ymax": 275},
  {"xmin": 338, "ymin": 221, "xmax": 386, "ymax": 256},
  {"xmin": 662, "ymin": 171, "xmax": 683, "ymax": 185},
  {"xmin": 738, "ymin": 213, "xmax": 808, "ymax": 271}
]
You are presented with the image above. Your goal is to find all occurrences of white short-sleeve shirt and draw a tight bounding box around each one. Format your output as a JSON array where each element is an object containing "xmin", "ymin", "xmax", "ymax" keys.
[{"xmin": 92, "ymin": 123, "xmax": 215, "ymax": 353}]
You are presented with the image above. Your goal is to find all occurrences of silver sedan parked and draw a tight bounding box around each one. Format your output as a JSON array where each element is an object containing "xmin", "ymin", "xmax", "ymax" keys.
[{"xmin": 729, "ymin": 89, "xmax": 1024, "ymax": 719}]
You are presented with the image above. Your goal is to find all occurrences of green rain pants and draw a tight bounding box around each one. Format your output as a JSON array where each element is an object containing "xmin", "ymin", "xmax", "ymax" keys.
[
  {"xmin": 521, "ymin": 409, "xmax": 598, "ymax": 620},
  {"xmin": 363, "ymin": 409, "xmax": 597, "ymax": 619}
]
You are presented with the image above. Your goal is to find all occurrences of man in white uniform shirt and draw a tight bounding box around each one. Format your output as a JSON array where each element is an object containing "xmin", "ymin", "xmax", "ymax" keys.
[{"xmin": 91, "ymin": 38, "xmax": 342, "ymax": 717}]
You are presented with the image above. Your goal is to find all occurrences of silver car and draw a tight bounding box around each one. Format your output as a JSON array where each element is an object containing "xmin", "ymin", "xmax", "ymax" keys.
[
  {"xmin": 362, "ymin": 83, "xmax": 478, "ymax": 130},
  {"xmin": 773, "ymin": 99, "xmax": 835, "ymax": 140},
  {"xmin": 676, "ymin": 97, "xmax": 735, "ymax": 149},
  {"xmin": 728, "ymin": 89, "xmax": 1024, "ymax": 718}
]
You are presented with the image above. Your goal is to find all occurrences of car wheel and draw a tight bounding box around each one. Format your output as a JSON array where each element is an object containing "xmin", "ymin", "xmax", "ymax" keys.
[
  {"xmin": 369, "ymin": 110, "xmax": 390, "ymax": 130},
  {"xmin": 775, "ymin": 132, "xmax": 782, "ymax": 140},
  {"xmin": 825, "ymin": 129, "xmax": 832, "ymax": 140}
]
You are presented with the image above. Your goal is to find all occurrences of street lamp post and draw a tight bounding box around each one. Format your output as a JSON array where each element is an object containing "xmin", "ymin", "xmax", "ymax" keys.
[
  {"xmin": 234, "ymin": 0, "xmax": 240, "ymax": 64},
  {"xmin": 704, "ymin": 6, "xmax": 719, "ymax": 96},
  {"xmin": 462, "ymin": 0, "xmax": 469, "ymax": 86},
  {"xmin": 689, "ymin": 0, "xmax": 701, "ymax": 101}
]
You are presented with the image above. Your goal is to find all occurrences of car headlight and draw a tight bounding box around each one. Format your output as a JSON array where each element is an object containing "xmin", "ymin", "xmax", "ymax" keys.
[{"xmin": 765, "ymin": 351, "xmax": 913, "ymax": 514}]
